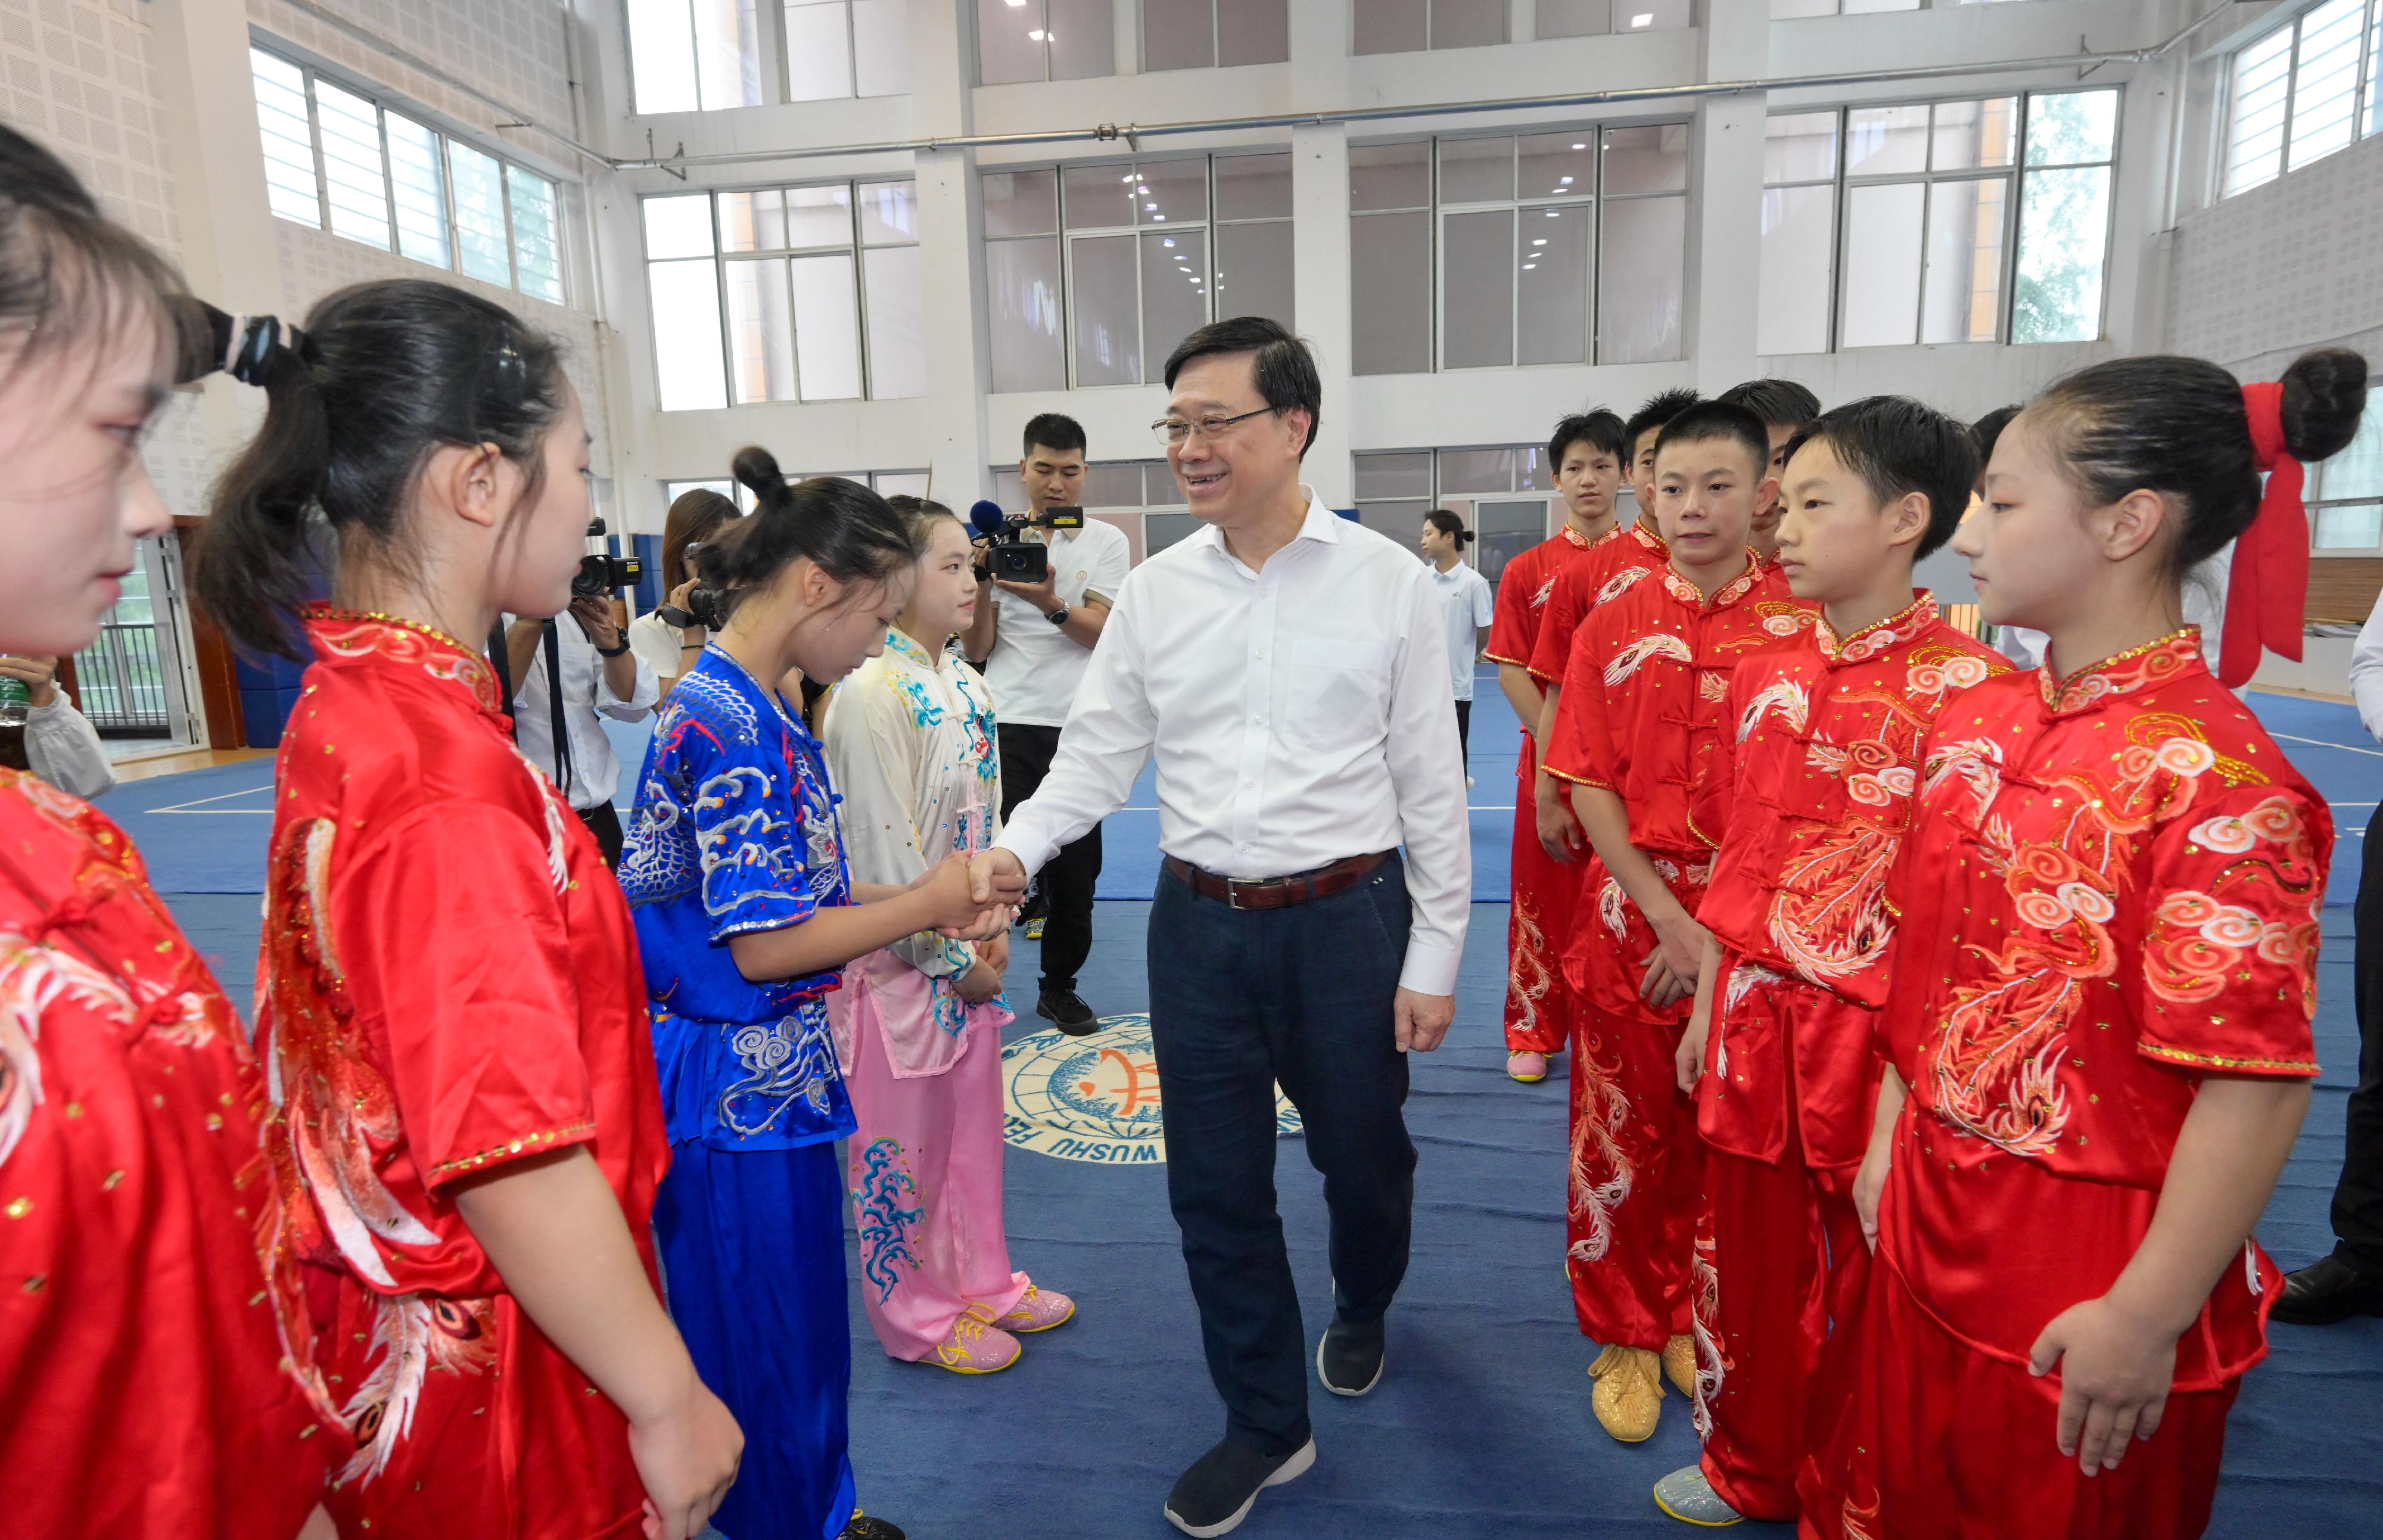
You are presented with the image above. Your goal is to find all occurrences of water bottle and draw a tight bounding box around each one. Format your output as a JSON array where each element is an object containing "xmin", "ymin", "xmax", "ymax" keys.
[{"xmin": 0, "ymin": 674, "xmax": 29, "ymax": 728}]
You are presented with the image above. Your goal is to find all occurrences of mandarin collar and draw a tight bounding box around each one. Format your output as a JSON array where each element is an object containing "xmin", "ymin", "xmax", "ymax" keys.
[
  {"xmin": 1816, "ymin": 592, "xmax": 1939, "ymax": 667},
  {"xmin": 303, "ymin": 603, "xmax": 502, "ymax": 715},
  {"xmin": 883, "ymin": 626, "xmax": 947, "ymax": 671},
  {"xmin": 2037, "ymin": 627, "xmax": 2205, "ymax": 716},
  {"xmin": 1658, "ymin": 556, "xmax": 1763, "ymax": 612}
]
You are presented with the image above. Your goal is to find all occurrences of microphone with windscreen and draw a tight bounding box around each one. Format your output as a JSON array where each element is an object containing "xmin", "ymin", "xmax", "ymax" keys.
[{"xmin": 969, "ymin": 499, "xmax": 1006, "ymax": 539}]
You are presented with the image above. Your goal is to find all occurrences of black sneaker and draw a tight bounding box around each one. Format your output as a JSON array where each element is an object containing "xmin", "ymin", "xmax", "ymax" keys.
[
  {"xmin": 837, "ymin": 1516, "xmax": 905, "ymax": 1540},
  {"xmin": 1164, "ymin": 1437, "xmax": 1317, "ymax": 1537},
  {"xmin": 1037, "ymin": 988, "xmax": 1098, "ymax": 1036},
  {"xmin": 1317, "ymin": 1312, "xmax": 1385, "ymax": 1396}
]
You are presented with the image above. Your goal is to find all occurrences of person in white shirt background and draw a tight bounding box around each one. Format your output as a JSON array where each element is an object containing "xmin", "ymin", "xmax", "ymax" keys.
[
  {"xmin": 959, "ymin": 412, "xmax": 1133, "ymax": 1037},
  {"xmin": 628, "ymin": 484, "xmax": 739, "ymax": 700},
  {"xmin": 1418, "ymin": 509, "xmax": 1494, "ymax": 786},
  {"xmin": 967, "ymin": 316, "xmax": 1468, "ymax": 1539},
  {"xmin": 0, "ymin": 652, "xmax": 113, "ymax": 798},
  {"xmin": 504, "ymin": 590, "xmax": 658, "ymax": 867}
]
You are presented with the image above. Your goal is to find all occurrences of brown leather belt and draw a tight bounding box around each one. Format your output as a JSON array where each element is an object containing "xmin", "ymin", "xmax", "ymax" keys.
[{"xmin": 1162, "ymin": 850, "xmax": 1390, "ymax": 911}]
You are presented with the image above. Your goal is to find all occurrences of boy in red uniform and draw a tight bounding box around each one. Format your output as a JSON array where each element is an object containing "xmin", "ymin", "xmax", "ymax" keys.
[
  {"xmin": 1801, "ymin": 349, "xmax": 2364, "ymax": 1539},
  {"xmin": 1715, "ymin": 379, "xmax": 1822, "ymax": 563},
  {"xmin": 1541, "ymin": 402, "xmax": 1814, "ymax": 1442},
  {"xmin": 1488, "ymin": 410, "xmax": 1629, "ymax": 1082},
  {"xmin": 1656, "ymin": 397, "xmax": 2008, "ymax": 1526}
]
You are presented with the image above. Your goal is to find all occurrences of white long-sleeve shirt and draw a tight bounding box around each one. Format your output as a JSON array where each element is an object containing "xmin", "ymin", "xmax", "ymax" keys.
[
  {"xmin": 2352, "ymin": 585, "xmax": 2383, "ymax": 746},
  {"xmin": 507, "ymin": 609, "xmax": 659, "ymax": 811},
  {"xmin": 21, "ymin": 690, "xmax": 114, "ymax": 798},
  {"xmin": 995, "ymin": 492, "xmax": 1472, "ymax": 996}
]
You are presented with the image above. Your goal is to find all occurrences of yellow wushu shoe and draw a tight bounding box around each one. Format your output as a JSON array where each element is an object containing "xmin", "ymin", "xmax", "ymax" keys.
[
  {"xmin": 931, "ymin": 1302, "xmax": 1022, "ymax": 1374},
  {"xmin": 1587, "ymin": 1343, "xmax": 1665, "ymax": 1442}
]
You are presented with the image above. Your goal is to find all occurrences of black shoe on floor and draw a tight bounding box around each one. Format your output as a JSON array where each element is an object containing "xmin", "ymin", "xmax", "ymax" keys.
[
  {"xmin": 1037, "ymin": 987, "xmax": 1099, "ymax": 1036},
  {"xmin": 2272, "ymin": 1253, "xmax": 2383, "ymax": 1326},
  {"xmin": 1317, "ymin": 1312, "xmax": 1386, "ymax": 1396},
  {"xmin": 1164, "ymin": 1436, "xmax": 1316, "ymax": 1538},
  {"xmin": 837, "ymin": 1516, "xmax": 905, "ymax": 1540}
]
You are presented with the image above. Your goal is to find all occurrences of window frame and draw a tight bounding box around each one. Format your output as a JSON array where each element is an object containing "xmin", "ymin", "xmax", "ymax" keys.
[
  {"xmin": 2307, "ymin": 373, "xmax": 2383, "ymax": 557},
  {"xmin": 2222, "ymin": 0, "xmax": 2383, "ymax": 197}
]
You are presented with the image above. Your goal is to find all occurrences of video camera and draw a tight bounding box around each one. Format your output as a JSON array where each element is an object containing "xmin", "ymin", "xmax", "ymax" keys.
[
  {"xmin": 573, "ymin": 518, "xmax": 643, "ymax": 599},
  {"xmin": 968, "ymin": 500, "xmax": 1084, "ymax": 584}
]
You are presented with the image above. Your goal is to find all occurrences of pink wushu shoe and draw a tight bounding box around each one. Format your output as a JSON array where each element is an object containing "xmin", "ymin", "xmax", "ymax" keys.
[
  {"xmin": 993, "ymin": 1283, "xmax": 1077, "ymax": 1334},
  {"xmin": 932, "ymin": 1303, "xmax": 1022, "ymax": 1374}
]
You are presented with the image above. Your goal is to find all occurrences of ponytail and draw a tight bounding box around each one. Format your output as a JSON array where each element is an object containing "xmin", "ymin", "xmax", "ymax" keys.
[
  {"xmin": 689, "ymin": 449, "xmax": 917, "ymax": 625},
  {"xmin": 192, "ymin": 278, "xmax": 567, "ymax": 658}
]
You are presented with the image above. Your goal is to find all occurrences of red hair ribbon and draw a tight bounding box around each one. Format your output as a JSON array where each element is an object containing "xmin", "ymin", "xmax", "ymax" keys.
[{"xmin": 2219, "ymin": 381, "xmax": 2307, "ymax": 688}]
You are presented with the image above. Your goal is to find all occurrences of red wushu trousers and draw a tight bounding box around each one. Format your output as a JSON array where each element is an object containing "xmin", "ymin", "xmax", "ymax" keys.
[
  {"xmin": 1690, "ymin": 595, "xmax": 2008, "ymax": 1520},
  {"xmin": 1541, "ymin": 559, "xmax": 1812, "ymax": 1349},
  {"xmin": 1799, "ymin": 629, "xmax": 2330, "ymax": 1540}
]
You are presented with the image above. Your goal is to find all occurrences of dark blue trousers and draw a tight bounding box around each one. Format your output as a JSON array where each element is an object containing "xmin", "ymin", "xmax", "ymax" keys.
[{"xmin": 1148, "ymin": 853, "xmax": 1419, "ymax": 1457}]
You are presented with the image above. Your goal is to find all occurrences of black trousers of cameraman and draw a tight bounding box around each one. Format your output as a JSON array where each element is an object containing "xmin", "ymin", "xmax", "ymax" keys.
[{"xmin": 998, "ymin": 721, "xmax": 1100, "ymax": 995}]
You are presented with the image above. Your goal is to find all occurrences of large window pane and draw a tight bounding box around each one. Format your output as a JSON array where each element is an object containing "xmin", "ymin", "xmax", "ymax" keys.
[
  {"xmin": 724, "ymin": 258, "xmax": 797, "ymax": 402},
  {"xmin": 1441, "ymin": 448, "xmax": 1516, "ymax": 493},
  {"xmin": 783, "ymin": 1, "xmax": 855, "ymax": 101},
  {"xmin": 385, "ymin": 113, "xmax": 450, "ymax": 268},
  {"xmin": 1433, "ymin": 0, "xmax": 1506, "ymax": 47},
  {"xmin": 1840, "ymin": 182, "xmax": 1923, "ymax": 347},
  {"xmin": 2026, "ymin": 88, "xmax": 2118, "ymax": 166},
  {"xmin": 1141, "ymin": 229, "xmax": 1209, "ymax": 381},
  {"xmin": 2226, "ymin": 28, "xmax": 2292, "ymax": 195},
  {"xmin": 987, "ymin": 236, "xmax": 1065, "ymax": 390},
  {"xmin": 627, "ymin": 0, "xmax": 701, "ymax": 114},
  {"xmin": 1518, "ymin": 204, "xmax": 1591, "ymax": 365},
  {"xmin": 1064, "ymin": 163, "xmax": 1138, "ymax": 229},
  {"xmin": 1920, "ymin": 178, "xmax": 2005, "ymax": 344},
  {"xmin": 1847, "ymin": 104, "xmax": 1930, "ymax": 176},
  {"xmin": 863, "ymin": 244, "xmax": 925, "ymax": 399},
  {"xmin": 785, "ymin": 185, "xmax": 854, "ymax": 247},
  {"xmin": 1352, "ymin": 210, "xmax": 1432, "ymax": 374},
  {"xmin": 977, "ymin": 0, "xmax": 1046, "ymax": 83},
  {"xmin": 1757, "ymin": 184, "xmax": 1833, "ymax": 354},
  {"xmin": 1084, "ymin": 463, "xmax": 1149, "ymax": 507},
  {"xmin": 791, "ymin": 251, "xmax": 863, "ymax": 399},
  {"xmin": 1354, "ymin": 0, "xmax": 1429, "ymax": 54},
  {"xmin": 852, "ymin": 0, "xmax": 911, "ymax": 95},
  {"xmin": 449, "ymin": 141, "xmax": 512, "ymax": 286},
  {"xmin": 1519, "ymin": 132, "xmax": 1597, "ymax": 199},
  {"xmin": 313, "ymin": 81, "xmax": 390, "ymax": 250},
  {"xmin": 857, "ymin": 181, "xmax": 917, "ymax": 244},
  {"xmin": 2011, "ymin": 164, "xmax": 2110, "ymax": 344},
  {"xmin": 1538, "ymin": 0, "xmax": 1610, "ymax": 38},
  {"xmin": 645, "ymin": 194, "xmax": 717, "ymax": 259},
  {"xmin": 1440, "ymin": 137, "xmax": 1514, "ymax": 203},
  {"xmin": 1047, "ymin": 0, "xmax": 1115, "ymax": 80},
  {"xmin": 1071, "ymin": 234, "xmax": 1141, "ymax": 387},
  {"xmin": 251, "ymin": 50, "xmax": 321, "ymax": 227},
  {"xmin": 1354, "ymin": 452, "xmax": 1433, "ymax": 499},
  {"xmin": 984, "ymin": 169, "xmax": 1059, "ymax": 236},
  {"xmin": 695, "ymin": 0, "xmax": 764, "ymax": 108},
  {"xmin": 1141, "ymin": 158, "xmax": 1208, "ymax": 225},
  {"xmin": 1931, "ymin": 98, "xmax": 2016, "ymax": 172},
  {"xmin": 1215, "ymin": 220, "xmax": 1295, "ymax": 330},
  {"xmin": 1215, "ymin": 153, "xmax": 1293, "ymax": 219},
  {"xmin": 1442, "ymin": 209, "xmax": 1513, "ymax": 368},
  {"xmin": 2315, "ymin": 402, "xmax": 2383, "ymax": 499},
  {"xmin": 1765, "ymin": 111, "xmax": 1838, "ymax": 182},
  {"xmin": 649, "ymin": 259, "xmax": 727, "ymax": 409},
  {"xmin": 2288, "ymin": 0, "xmax": 2368, "ymax": 170},
  {"xmin": 1145, "ymin": 0, "xmax": 1215, "ymax": 69},
  {"xmin": 2313, "ymin": 503, "xmax": 2383, "ymax": 549},
  {"xmin": 509, "ymin": 168, "xmax": 564, "ymax": 303},
  {"xmin": 1602, "ymin": 125, "xmax": 1690, "ymax": 194},
  {"xmin": 1217, "ymin": 0, "xmax": 1289, "ymax": 66},
  {"xmin": 1597, "ymin": 194, "xmax": 1684, "ymax": 362},
  {"xmin": 720, "ymin": 189, "xmax": 787, "ymax": 252},
  {"xmin": 1477, "ymin": 500, "xmax": 1551, "ymax": 587},
  {"xmin": 1351, "ymin": 141, "xmax": 1430, "ymax": 211}
]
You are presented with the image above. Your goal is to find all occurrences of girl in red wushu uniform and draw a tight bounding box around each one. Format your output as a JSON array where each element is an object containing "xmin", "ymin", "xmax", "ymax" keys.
[
  {"xmin": 1541, "ymin": 402, "xmax": 1815, "ymax": 1444},
  {"xmin": 1657, "ymin": 398, "xmax": 2010, "ymax": 1527},
  {"xmin": 187, "ymin": 281, "xmax": 743, "ymax": 1540},
  {"xmin": 1801, "ymin": 349, "xmax": 2368, "ymax": 1540},
  {"xmin": 0, "ymin": 126, "xmax": 343, "ymax": 1539},
  {"xmin": 1487, "ymin": 410, "xmax": 1631, "ymax": 1083}
]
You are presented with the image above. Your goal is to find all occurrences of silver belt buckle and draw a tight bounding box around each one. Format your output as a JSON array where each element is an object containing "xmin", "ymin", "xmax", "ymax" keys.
[{"xmin": 1224, "ymin": 877, "xmax": 1258, "ymax": 910}]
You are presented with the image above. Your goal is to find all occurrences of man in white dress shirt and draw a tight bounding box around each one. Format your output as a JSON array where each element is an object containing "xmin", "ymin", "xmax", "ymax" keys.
[
  {"xmin": 503, "ymin": 595, "xmax": 658, "ymax": 867},
  {"xmin": 971, "ymin": 318, "xmax": 1469, "ymax": 1537}
]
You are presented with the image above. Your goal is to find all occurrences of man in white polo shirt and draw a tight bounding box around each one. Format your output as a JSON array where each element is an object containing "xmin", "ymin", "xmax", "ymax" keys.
[
  {"xmin": 961, "ymin": 413, "xmax": 1133, "ymax": 1035},
  {"xmin": 1418, "ymin": 509, "xmax": 1493, "ymax": 785}
]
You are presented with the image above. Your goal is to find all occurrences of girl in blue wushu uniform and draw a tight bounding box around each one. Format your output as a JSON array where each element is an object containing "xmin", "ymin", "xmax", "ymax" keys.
[{"xmin": 621, "ymin": 453, "xmax": 1006, "ymax": 1540}]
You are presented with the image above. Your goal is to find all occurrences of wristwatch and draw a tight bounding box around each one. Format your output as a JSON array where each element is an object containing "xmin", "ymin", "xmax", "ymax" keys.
[
  {"xmin": 595, "ymin": 637, "xmax": 631, "ymax": 658},
  {"xmin": 1046, "ymin": 604, "xmax": 1070, "ymax": 627}
]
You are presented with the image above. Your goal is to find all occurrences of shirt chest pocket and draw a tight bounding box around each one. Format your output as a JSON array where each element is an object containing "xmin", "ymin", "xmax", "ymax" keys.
[{"xmin": 1279, "ymin": 636, "xmax": 1395, "ymax": 751}]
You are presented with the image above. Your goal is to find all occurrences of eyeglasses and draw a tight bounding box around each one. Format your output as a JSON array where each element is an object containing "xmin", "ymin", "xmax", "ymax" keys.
[{"xmin": 1150, "ymin": 405, "xmax": 1277, "ymax": 448}]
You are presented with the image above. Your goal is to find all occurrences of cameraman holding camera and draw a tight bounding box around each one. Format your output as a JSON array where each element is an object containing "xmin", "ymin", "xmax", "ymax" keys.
[
  {"xmin": 960, "ymin": 413, "xmax": 1129, "ymax": 1036},
  {"xmin": 505, "ymin": 582, "xmax": 657, "ymax": 869}
]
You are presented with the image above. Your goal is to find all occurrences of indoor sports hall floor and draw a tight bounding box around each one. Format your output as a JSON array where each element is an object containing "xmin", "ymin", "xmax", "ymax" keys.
[{"xmin": 114, "ymin": 669, "xmax": 2378, "ymax": 1539}]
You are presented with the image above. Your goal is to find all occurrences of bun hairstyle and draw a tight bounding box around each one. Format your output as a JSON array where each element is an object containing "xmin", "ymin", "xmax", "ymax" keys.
[
  {"xmin": 1423, "ymin": 508, "xmax": 1474, "ymax": 545},
  {"xmin": 687, "ymin": 449, "xmax": 917, "ymax": 624},
  {"xmin": 0, "ymin": 122, "xmax": 187, "ymax": 385},
  {"xmin": 2027, "ymin": 349, "xmax": 2368, "ymax": 577},
  {"xmin": 192, "ymin": 278, "xmax": 568, "ymax": 657}
]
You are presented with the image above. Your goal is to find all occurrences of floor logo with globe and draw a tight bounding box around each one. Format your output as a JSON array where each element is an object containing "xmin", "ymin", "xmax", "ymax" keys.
[{"xmin": 1001, "ymin": 1014, "xmax": 1301, "ymax": 1165}]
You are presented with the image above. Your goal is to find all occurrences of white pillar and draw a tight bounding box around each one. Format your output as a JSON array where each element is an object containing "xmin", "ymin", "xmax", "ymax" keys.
[
  {"xmin": 1292, "ymin": 122, "xmax": 1355, "ymax": 508},
  {"xmin": 1685, "ymin": 0, "xmax": 1768, "ymax": 393},
  {"xmin": 912, "ymin": 0, "xmax": 992, "ymax": 504}
]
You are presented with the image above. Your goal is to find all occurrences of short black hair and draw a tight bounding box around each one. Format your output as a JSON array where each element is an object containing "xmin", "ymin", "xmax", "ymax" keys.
[
  {"xmin": 1653, "ymin": 401, "xmax": 1771, "ymax": 480},
  {"xmin": 1548, "ymin": 409, "xmax": 1628, "ymax": 470},
  {"xmin": 1162, "ymin": 315, "xmax": 1322, "ymax": 458},
  {"xmin": 1781, "ymin": 396, "xmax": 1981, "ymax": 562},
  {"xmin": 1423, "ymin": 508, "xmax": 1474, "ymax": 543},
  {"xmin": 1718, "ymin": 378, "xmax": 1822, "ymax": 430},
  {"xmin": 1624, "ymin": 387, "xmax": 1701, "ymax": 458},
  {"xmin": 1022, "ymin": 412, "xmax": 1086, "ymax": 458},
  {"xmin": 1969, "ymin": 405, "xmax": 2021, "ymax": 491}
]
